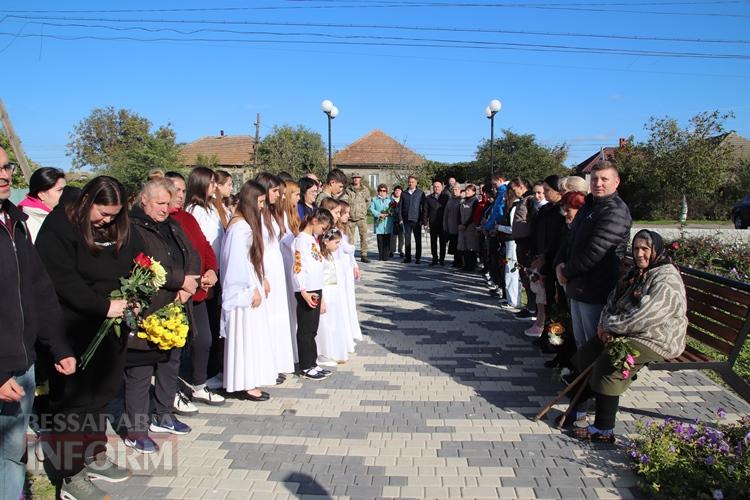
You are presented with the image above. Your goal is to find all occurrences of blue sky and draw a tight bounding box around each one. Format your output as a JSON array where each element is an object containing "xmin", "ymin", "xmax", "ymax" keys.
[{"xmin": 2, "ymin": 0, "xmax": 749, "ymax": 170}]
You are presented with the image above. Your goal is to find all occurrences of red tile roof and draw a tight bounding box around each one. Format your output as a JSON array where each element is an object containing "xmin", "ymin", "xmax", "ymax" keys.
[
  {"xmin": 180, "ymin": 135, "xmax": 255, "ymax": 167},
  {"xmin": 334, "ymin": 129, "xmax": 425, "ymax": 167}
]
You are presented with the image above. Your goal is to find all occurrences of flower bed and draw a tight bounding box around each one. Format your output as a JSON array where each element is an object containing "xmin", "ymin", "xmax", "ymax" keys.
[
  {"xmin": 667, "ymin": 235, "xmax": 750, "ymax": 282},
  {"xmin": 628, "ymin": 411, "xmax": 750, "ymax": 499}
]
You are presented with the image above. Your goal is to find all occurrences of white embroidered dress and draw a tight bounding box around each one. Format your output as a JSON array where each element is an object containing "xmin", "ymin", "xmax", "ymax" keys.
[
  {"xmin": 316, "ymin": 255, "xmax": 350, "ymax": 362},
  {"xmin": 340, "ymin": 233, "xmax": 363, "ymax": 343}
]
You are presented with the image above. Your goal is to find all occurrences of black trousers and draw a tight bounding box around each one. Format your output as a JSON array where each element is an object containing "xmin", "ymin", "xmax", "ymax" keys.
[
  {"xmin": 376, "ymin": 234, "xmax": 391, "ymax": 261},
  {"xmin": 205, "ymin": 293, "xmax": 223, "ymax": 379},
  {"xmin": 180, "ymin": 300, "xmax": 212, "ymax": 387},
  {"xmin": 571, "ymin": 384, "xmax": 620, "ymax": 430},
  {"xmin": 124, "ymin": 349, "xmax": 181, "ymax": 437},
  {"xmin": 45, "ymin": 333, "xmax": 126, "ymax": 479},
  {"xmin": 295, "ymin": 290, "xmax": 322, "ymax": 371},
  {"xmin": 487, "ymin": 234, "xmax": 502, "ymax": 285},
  {"xmin": 403, "ymin": 221, "xmax": 422, "ymax": 261},
  {"xmin": 429, "ymin": 225, "xmax": 446, "ymax": 263}
]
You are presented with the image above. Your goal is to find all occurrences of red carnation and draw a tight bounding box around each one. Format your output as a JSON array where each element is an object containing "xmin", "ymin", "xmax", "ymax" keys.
[
  {"xmin": 671, "ymin": 242, "xmax": 680, "ymax": 250},
  {"xmin": 134, "ymin": 252, "xmax": 153, "ymax": 268}
]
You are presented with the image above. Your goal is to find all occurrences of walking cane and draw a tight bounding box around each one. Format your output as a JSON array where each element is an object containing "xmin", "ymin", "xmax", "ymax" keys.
[{"xmin": 534, "ymin": 363, "xmax": 594, "ymax": 426}]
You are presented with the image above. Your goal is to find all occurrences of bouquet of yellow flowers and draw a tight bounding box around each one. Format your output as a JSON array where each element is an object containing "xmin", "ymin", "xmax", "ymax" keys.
[
  {"xmin": 80, "ymin": 252, "xmax": 167, "ymax": 369},
  {"xmin": 136, "ymin": 301, "xmax": 189, "ymax": 350}
]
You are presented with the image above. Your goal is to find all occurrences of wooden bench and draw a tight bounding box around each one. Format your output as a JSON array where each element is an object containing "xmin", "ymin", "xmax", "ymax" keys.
[{"xmin": 648, "ymin": 264, "xmax": 750, "ymax": 402}]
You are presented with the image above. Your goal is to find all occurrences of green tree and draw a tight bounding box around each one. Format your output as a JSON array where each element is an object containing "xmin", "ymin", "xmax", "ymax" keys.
[
  {"xmin": 474, "ymin": 130, "xmax": 568, "ymax": 183},
  {"xmin": 255, "ymin": 125, "xmax": 326, "ymax": 178},
  {"xmin": 67, "ymin": 107, "xmax": 182, "ymax": 193},
  {"xmin": 640, "ymin": 111, "xmax": 735, "ymax": 221},
  {"xmin": 0, "ymin": 131, "xmax": 41, "ymax": 189}
]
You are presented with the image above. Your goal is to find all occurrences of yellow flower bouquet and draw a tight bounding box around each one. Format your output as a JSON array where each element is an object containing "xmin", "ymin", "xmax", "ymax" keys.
[{"xmin": 137, "ymin": 301, "xmax": 190, "ymax": 350}]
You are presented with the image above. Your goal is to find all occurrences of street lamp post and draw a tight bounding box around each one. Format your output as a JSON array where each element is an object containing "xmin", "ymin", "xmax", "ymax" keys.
[
  {"xmin": 321, "ymin": 99, "xmax": 339, "ymax": 172},
  {"xmin": 484, "ymin": 99, "xmax": 502, "ymax": 176}
]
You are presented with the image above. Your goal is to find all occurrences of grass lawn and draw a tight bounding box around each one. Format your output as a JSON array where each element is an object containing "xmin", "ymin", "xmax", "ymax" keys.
[{"xmin": 26, "ymin": 473, "xmax": 55, "ymax": 499}]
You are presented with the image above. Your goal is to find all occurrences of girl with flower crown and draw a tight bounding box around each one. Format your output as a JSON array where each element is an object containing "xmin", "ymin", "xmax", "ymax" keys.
[
  {"xmin": 316, "ymin": 228, "xmax": 351, "ymax": 364},
  {"xmin": 292, "ymin": 208, "xmax": 334, "ymax": 380}
]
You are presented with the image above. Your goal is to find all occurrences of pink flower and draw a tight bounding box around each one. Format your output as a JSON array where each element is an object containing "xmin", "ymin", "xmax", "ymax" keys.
[
  {"xmin": 622, "ymin": 369, "xmax": 631, "ymax": 379},
  {"xmin": 626, "ymin": 354, "xmax": 635, "ymax": 365}
]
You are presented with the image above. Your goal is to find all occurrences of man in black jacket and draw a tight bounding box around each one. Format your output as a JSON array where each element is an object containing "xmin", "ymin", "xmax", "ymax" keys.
[
  {"xmin": 556, "ymin": 161, "xmax": 632, "ymax": 348},
  {"xmin": 424, "ymin": 180, "xmax": 449, "ymax": 265},
  {"xmin": 0, "ymin": 148, "xmax": 75, "ymax": 499},
  {"xmin": 400, "ymin": 175, "xmax": 426, "ymax": 264}
]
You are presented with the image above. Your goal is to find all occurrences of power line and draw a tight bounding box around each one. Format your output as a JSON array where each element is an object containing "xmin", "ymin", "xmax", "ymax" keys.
[
  {"xmin": 2, "ymin": 0, "xmax": 749, "ymax": 15},
  {"xmin": 2, "ymin": 31, "xmax": 748, "ymax": 59},
  {"xmin": 18, "ymin": 18, "xmax": 750, "ymax": 45}
]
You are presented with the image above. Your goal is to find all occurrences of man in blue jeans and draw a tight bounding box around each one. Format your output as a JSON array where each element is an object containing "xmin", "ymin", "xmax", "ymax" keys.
[
  {"xmin": 0, "ymin": 148, "xmax": 75, "ymax": 499},
  {"xmin": 555, "ymin": 162, "xmax": 632, "ymax": 348}
]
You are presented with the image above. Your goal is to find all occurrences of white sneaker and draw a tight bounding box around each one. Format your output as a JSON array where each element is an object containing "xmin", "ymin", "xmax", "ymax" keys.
[
  {"xmin": 192, "ymin": 387, "xmax": 226, "ymax": 406},
  {"xmin": 205, "ymin": 373, "xmax": 224, "ymax": 390},
  {"xmin": 524, "ymin": 324, "xmax": 544, "ymax": 337},
  {"xmin": 500, "ymin": 301, "xmax": 521, "ymax": 313},
  {"xmin": 173, "ymin": 391, "xmax": 198, "ymax": 416},
  {"xmin": 316, "ymin": 356, "xmax": 338, "ymax": 367}
]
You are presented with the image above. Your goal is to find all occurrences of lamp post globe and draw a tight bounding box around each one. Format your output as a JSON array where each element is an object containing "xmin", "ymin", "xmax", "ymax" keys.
[
  {"xmin": 321, "ymin": 100, "xmax": 338, "ymax": 172},
  {"xmin": 486, "ymin": 98, "xmax": 502, "ymax": 176}
]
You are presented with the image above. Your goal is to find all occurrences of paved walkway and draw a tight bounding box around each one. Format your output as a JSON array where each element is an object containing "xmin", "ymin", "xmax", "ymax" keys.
[{"xmin": 92, "ymin": 248, "xmax": 749, "ymax": 499}]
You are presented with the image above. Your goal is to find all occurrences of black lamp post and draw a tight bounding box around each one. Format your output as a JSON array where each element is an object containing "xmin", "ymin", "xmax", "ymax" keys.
[
  {"xmin": 485, "ymin": 99, "xmax": 502, "ymax": 176},
  {"xmin": 321, "ymin": 99, "xmax": 339, "ymax": 172}
]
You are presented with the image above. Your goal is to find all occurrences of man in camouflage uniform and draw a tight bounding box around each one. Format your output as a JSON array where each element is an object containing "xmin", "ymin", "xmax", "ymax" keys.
[{"xmin": 341, "ymin": 173, "xmax": 372, "ymax": 263}]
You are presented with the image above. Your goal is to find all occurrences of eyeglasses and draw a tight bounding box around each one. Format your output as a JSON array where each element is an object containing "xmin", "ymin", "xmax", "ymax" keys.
[
  {"xmin": 378, "ymin": 189, "xmax": 387, "ymax": 192},
  {"xmin": 0, "ymin": 162, "xmax": 17, "ymax": 174}
]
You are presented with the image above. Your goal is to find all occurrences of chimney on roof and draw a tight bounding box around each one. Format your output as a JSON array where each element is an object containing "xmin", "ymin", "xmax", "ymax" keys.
[
  {"xmin": 618, "ymin": 137, "xmax": 628, "ymax": 148},
  {"xmin": 220, "ymin": 130, "xmax": 224, "ymax": 137}
]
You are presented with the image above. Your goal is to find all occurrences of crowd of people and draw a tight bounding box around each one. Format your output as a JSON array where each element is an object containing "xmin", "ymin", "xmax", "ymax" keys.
[
  {"xmin": 0, "ymin": 152, "xmax": 364, "ymax": 500},
  {"xmin": 367, "ymin": 163, "xmax": 687, "ymax": 444},
  {"xmin": 1, "ymin": 150, "xmax": 689, "ymax": 499}
]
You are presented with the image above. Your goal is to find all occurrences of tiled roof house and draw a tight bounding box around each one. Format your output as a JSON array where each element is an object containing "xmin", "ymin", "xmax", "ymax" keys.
[
  {"xmin": 180, "ymin": 132, "xmax": 255, "ymax": 185},
  {"xmin": 333, "ymin": 129, "xmax": 426, "ymax": 188}
]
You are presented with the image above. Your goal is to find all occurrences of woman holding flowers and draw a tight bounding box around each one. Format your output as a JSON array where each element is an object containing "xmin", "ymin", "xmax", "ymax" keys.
[
  {"xmin": 125, "ymin": 178, "xmax": 201, "ymax": 453},
  {"xmin": 568, "ymin": 229, "xmax": 687, "ymax": 442},
  {"xmin": 36, "ymin": 176, "xmax": 144, "ymax": 497},
  {"xmin": 369, "ymin": 184, "xmax": 394, "ymax": 261},
  {"xmin": 221, "ymin": 180, "xmax": 278, "ymax": 400}
]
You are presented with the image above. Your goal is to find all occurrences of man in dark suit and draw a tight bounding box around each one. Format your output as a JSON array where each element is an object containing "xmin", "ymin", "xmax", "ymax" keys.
[
  {"xmin": 424, "ymin": 180, "xmax": 449, "ymax": 266},
  {"xmin": 399, "ymin": 175, "xmax": 426, "ymax": 264}
]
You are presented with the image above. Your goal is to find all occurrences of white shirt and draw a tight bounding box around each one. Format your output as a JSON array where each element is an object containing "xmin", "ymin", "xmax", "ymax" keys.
[
  {"xmin": 187, "ymin": 204, "xmax": 224, "ymax": 266},
  {"xmin": 292, "ymin": 232, "xmax": 324, "ymax": 292}
]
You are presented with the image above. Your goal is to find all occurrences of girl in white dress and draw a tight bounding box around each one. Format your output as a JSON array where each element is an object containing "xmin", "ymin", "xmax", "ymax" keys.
[
  {"xmin": 315, "ymin": 228, "xmax": 351, "ymax": 364},
  {"xmin": 221, "ymin": 180, "xmax": 276, "ymax": 401},
  {"xmin": 280, "ymin": 181, "xmax": 302, "ymax": 363},
  {"xmin": 292, "ymin": 208, "xmax": 334, "ymax": 380},
  {"xmin": 337, "ymin": 201, "xmax": 363, "ymax": 347},
  {"xmin": 256, "ymin": 173, "xmax": 296, "ymax": 377}
]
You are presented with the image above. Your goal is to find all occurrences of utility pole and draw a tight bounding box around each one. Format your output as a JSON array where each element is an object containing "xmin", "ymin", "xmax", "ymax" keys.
[
  {"xmin": 253, "ymin": 113, "xmax": 260, "ymax": 169},
  {"xmin": 0, "ymin": 99, "xmax": 32, "ymax": 182}
]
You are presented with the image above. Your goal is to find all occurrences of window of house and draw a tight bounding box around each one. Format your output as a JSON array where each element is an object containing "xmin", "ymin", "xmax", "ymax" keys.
[{"xmin": 368, "ymin": 173, "xmax": 379, "ymax": 189}]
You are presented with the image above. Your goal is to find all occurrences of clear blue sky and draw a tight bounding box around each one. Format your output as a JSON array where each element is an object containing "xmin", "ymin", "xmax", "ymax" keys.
[{"xmin": 2, "ymin": 0, "xmax": 749, "ymax": 170}]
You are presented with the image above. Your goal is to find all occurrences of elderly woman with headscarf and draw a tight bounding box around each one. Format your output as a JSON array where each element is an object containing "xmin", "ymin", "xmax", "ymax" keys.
[{"xmin": 567, "ymin": 229, "xmax": 687, "ymax": 443}]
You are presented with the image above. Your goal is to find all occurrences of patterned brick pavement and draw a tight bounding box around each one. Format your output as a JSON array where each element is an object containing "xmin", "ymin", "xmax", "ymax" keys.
[{"xmin": 90, "ymin": 244, "xmax": 749, "ymax": 499}]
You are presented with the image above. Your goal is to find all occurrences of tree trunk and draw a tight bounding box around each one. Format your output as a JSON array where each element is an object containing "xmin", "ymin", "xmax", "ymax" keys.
[{"xmin": 679, "ymin": 194, "xmax": 688, "ymax": 222}]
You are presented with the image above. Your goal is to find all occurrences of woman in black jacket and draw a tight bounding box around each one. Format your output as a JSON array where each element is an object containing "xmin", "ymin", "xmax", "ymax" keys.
[
  {"xmin": 36, "ymin": 176, "xmax": 144, "ymax": 498},
  {"xmin": 124, "ymin": 177, "xmax": 201, "ymax": 453}
]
